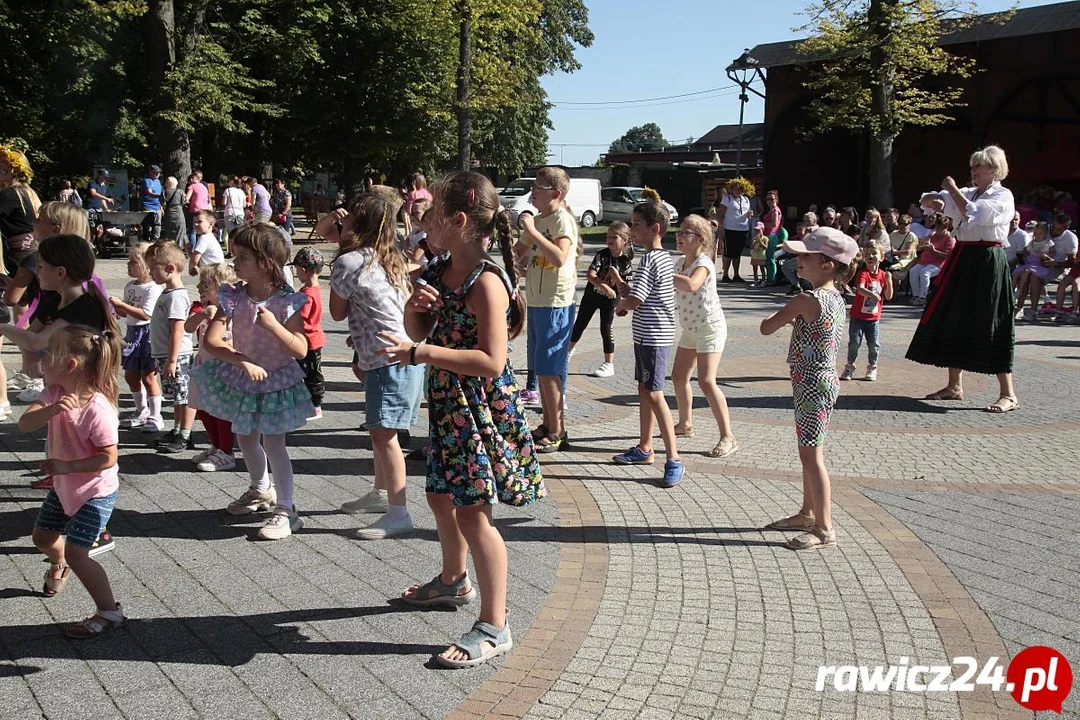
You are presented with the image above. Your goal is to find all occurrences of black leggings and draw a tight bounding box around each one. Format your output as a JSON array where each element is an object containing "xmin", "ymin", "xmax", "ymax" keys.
[{"xmin": 571, "ymin": 290, "xmax": 616, "ymax": 355}]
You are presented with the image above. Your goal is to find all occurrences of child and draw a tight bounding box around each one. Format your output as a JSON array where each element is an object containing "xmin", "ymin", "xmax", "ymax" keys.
[
  {"xmin": 567, "ymin": 221, "xmax": 633, "ymax": 378},
  {"xmin": 188, "ymin": 208, "xmax": 226, "ymax": 275},
  {"xmin": 145, "ymin": 241, "xmax": 195, "ymax": 452},
  {"xmin": 383, "ymin": 170, "xmax": 543, "ymax": 668},
  {"xmin": 328, "ymin": 193, "xmax": 421, "ymax": 540},
  {"xmin": 288, "ymin": 247, "xmax": 327, "ymax": 420},
  {"xmin": 908, "ymin": 215, "xmax": 954, "ymax": 305},
  {"xmin": 1053, "ymin": 260, "xmax": 1080, "ymax": 322},
  {"xmin": 760, "ymin": 227, "xmax": 858, "ymax": 550},
  {"xmin": 405, "ymin": 199, "xmax": 433, "ymax": 271},
  {"xmin": 191, "ymin": 224, "xmax": 314, "ymax": 539},
  {"xmin": 515, "ymin": 166, "xmax": 579, "ymax": 452},
  {"xmin": 749, "ymin": 221, "xmax": 768, "ymax": 286},
  {"xmin": 22, "ymin": 324, "xmax": 125, "ymax": 637},
  {"xmin": 186, "ymin": 263, "xmax": 238, "ymax": 472},
  {"xmin": 1012, "ymin": 221, "xmax": 1051, "ymax": 319},
  {"xmin": 610, "ymin": 201, "xmax": 684, "ymax": 487},
  {"xmin": 841, "ymin": 243, "xmax": 893, "ymax": 381},
  {"xmin": 671, "ymin": 215, "xmax": 739, "ymax": 459},
  {"xmin": 109, "ymin": 242, "xmax": 163, "ymax": 430}
]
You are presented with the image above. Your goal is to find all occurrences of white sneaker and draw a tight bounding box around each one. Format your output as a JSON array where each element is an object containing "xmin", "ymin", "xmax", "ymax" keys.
[
  {"xmin": 592, "ymin": 362, "xmax": 615, "ymax": 378},
  {"xmin": 340, "ymin": 490, "xmax": 388, "ymax": 515},
  {"xmin": 18, "ymin": 379, "xmax": 44, "ymax": 403},
  {"xmin": 307, "ymin": 407, "xmax": 323, "ymax": 421},
  {"xmin": 198, "ymin": 450, "xmax": 237, "ymax": 472},
  {"xmin": 120, "ymin": 413, "xmax": 149, "ymax": 429},
  {"xmin": 226, "ymin": 485, "xmax": 277, "ymax": 515},
  {"xmin": 864, "ymin": 366, "xmax": 878, "ymax": 382},
  {"xmin": 0, "ymin": 401, "xmax": 11, "ymax": 420},
  {"xmin": 256, "ymin": 507, "xmax": 303, "ymax": 540},
  {"xmin": 191, "ymin": 447, "xmax": 217, "ymax": 464},
  {"xmin": 840, "ymin": 364, "xmax": 856, "ymax": 381},
  {"xmin": 7, "ymin": 372, "xmax": 32, "ymax": 391},
  {"xmin": 141, "ymin": 416, "xmax": 164, "ymax": 433},
  {"xmin": 354, "ymin": 512, "xmax": 413, "ymax": 540}
]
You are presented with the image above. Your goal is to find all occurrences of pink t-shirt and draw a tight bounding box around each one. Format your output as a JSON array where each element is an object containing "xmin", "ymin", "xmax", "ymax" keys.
[
  {"xmin": 41, "ymin": 386, "xmax": 119, "ymax": 516},
  {"xmin": 918, "ymin": 231, "xmax": 955, "ymax": 267},
  {"xmin": 187, "ymin": 182, "xmax": 210, "ymax": 213}
]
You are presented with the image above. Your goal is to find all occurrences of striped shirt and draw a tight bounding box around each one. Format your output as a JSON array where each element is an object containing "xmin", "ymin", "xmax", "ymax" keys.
[{"xmin": 629, "ymin": 249, "xmax": 676, "ymax": 346}]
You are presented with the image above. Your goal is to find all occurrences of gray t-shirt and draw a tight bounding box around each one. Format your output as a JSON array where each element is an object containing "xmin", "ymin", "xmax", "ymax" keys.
[
  {"xmin": 330, "ymin": 247, "xmax": 408, "ymax": 371},
  {"xmin": 151, "ymin": 287, "xmax": 194, "ymax": 358}
]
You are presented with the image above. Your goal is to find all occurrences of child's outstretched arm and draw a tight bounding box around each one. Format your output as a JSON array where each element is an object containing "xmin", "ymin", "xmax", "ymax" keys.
[
  {"xmin": 760, "ymin": 293, "xmax": 817, "ymax": 336},
  {"xmin": 673, "ymin": 266, "xmax": 710, "ymax": 293},
  {"xmin": 18, "ymin": 394, "xmax": 73, "ymax": 433},
  {"xmin": 314, "ymin": 208, "xmax": 349, "ymax": 244},
  {"xmin": 184, "ymin": 304, "xmax": 216, "ymax": 333}
]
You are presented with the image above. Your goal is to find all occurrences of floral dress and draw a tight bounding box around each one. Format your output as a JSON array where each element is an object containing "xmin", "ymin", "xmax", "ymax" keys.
[
  {"xmin": 189, "ymin": 283, "xmax": 314, "ymax": 435},
  {"xmin": 421, "ymin": 255, "xmax": 545, "ymax": 507},
  {"xmin": 787, "ymin": 287, "xmax": 846, "ymax": 447}
]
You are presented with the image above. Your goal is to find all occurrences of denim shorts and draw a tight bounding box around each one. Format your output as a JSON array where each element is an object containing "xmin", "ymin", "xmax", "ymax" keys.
[
  {"xmin": 364, "ymin": 363, "xmax": 424, "ymax": 430},
  {"xmin": 35, "ymin": 489, "xmax": 118, "ymax": 548},
  {"xmin": 527, "ymin": 305, "xmax": 575, "ymax": 377},
  {"xmin": 155, "ymin": 354, "xmax": 192, "ymax": 404},
  {"xmin": 634, "ymin": 343, "xmax": 670, "ymax": 392}
]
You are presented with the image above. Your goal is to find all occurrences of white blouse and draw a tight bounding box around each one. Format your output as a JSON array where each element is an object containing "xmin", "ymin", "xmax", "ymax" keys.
[{"xmin": 921, "ymin": 181, "xmax": 1015, "ymax": 243}]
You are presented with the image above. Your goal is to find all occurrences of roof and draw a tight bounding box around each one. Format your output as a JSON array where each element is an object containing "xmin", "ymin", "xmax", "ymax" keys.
[
  {"xmin": 693, "ymin": 123, "xmax": 765, "ymax": 147},
  {"xmin": 747, "ymin": 0, "xmax": 1080, "ymax": 69}
]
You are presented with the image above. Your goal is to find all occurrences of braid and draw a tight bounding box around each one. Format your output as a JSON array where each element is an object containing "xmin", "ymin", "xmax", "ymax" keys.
[{"xmin": 495, "ymin": 209, "xmax": 525, "ymax": 338}]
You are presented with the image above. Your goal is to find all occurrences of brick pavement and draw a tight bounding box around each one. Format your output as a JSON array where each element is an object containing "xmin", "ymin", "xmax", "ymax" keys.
[{"xmin": 1, "ymin": 234, "xmax": 1078, "ymax": 719}]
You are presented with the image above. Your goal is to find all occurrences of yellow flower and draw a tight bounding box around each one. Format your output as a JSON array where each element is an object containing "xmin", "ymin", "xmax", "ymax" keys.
[
  {"xmin": 0, "ymin": 145, "xmax": 33, "ymax": 184},
  {"xmin": 724, "ymin": 176, "xmax": 755, "ymax": 198},
  {"xmin": 641, "ymin": 186, "xmax": 662, "ymax": 203}
]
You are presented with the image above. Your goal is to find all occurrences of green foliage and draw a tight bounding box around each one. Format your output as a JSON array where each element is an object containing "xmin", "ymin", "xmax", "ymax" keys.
[{"xmin": 609, "ymin": 123, "xmax": 669, "ymax": 154}]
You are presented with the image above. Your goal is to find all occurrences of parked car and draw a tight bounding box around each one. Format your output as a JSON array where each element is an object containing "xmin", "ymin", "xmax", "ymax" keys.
[
  {"xmin": 601, "ymin": 187, "xmax": 679, "ymax": 225},
  {"xmin": 499, "ymin": 177, "xmax": 602, "ymax": 227}
]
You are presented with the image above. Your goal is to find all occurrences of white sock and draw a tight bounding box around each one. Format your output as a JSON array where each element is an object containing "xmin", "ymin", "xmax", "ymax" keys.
[
  {"xmin": 385, "ymin": 504, "xmax": 409, "ymax": 520},
  {"xmin": 371, "ymin": 488, "xmax": 388, "ymax": 498},
  {"xmin": 148, "ymin": 395, "xmax": 162, "ymax": 420},
  {"xmin": 132, "ymin": 389, "xmax": 147, "ymax": 417}
]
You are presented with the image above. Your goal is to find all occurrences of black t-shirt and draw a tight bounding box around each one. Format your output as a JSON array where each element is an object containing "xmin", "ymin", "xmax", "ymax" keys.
[
  {"xmin": 587, "ymin": 248, "xmax": 634, "ymax": 296},
  {"xmin": 31, "ymin": 291, "xmax": 107, "ymax": 330},
  {"xmin": 0, "ymin": 187, "xmax": 35, "ymax": 238}
]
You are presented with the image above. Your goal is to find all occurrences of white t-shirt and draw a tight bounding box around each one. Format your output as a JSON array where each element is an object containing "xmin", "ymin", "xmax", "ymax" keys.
[
  {"xmin": 193, "ymin": 232, "xmax": 225, "ymax": 266},
  {"xmin": 1006, "ymin": 229, "xmax": 1031, "ymax": 262},
  {"xmin": 1050, "ymin": 230, "xmax": 1078, "ymax": 263},
  {"xmin": 122, "ymin": 280, "xmax": 163, "ymax": 327},
  {"xmin": 330, "ymin": 247, "xmax": 408, "ymax": 372},
  {"xmin": 721, "ymin": 194, "xmax": 751, "ymax": 232},
  {"xmin": 910, "ymin": 221, "xmax": 933, "ymax": 239},
  {"xmin": 676, "ymin": 255, "xmax": 723, "ymax": 332},
  {"xmin": 223, "ymin": 186, "xmax": 246, "ymax": 217}
]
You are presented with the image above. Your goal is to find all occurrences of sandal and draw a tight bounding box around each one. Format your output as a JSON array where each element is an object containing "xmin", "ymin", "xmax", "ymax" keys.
[
  {"xmin": 764, "ymin": 512, "xmax": 815, "ymax": 531},
  {"xmin": 985, "ymin": 396, "xmax": 1020, "ymax": 414},
  {"xmin": 674, "ymin": 424, "xmax": 694, "ymax": 438},
  {"xmin": 924, "ymin": 388, "xmax": 964, "ymax": 401},
  {"xmin": 42, "ymin": 562, "xmax": 70, "ymax": 597},
  {"xmin": 64, "ymin": 603, "xmax": 126, "ymax": 639},
  {"xmin": 786, "ymin": 525, "xmax": 837, "ymax": 550},
  {"xmin": 401, "ymin": 572, "xmax": 477, "ymax": 608},
  {"xmin": 530, "ymin": 424, "xmax": 549, "ymax": 442},
  {"xmin": 433, "ymin": 620, "xmax": 513, "ymax": 669},
  {"xmin": 707, "ymin": 437, "xmax": 739, "ymax": 459}
]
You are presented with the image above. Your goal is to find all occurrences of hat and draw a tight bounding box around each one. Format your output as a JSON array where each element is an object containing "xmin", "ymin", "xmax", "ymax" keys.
[
  {"xmin": 149, "ymin": 164, "xmax": 161, "ymax": 174},
  {"xmin": 782, "ymin": 226, "xmax": 859, "ymax": 265},
  {"xmin": 288, "ymin": 246, "xmax": 325, "ymax": 273},
  {"xmin": 754, "ymin": 221, "xmax": 765, "ymax": 231},
  {"xmin": 96, "ymin": 168, "xmax": 110, "ymax": 178}
]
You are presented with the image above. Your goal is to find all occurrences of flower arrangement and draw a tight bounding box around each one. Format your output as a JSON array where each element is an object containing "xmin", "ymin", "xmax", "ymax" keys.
[
  {"xmin": 724, "ymin": 176, "xmax": 755, "ymax": 198},
  {"xmin": 641, "ymin": 186, "xmax": 661, "ymax": 203},
  {"xmin": 0, "ymin": 145, "xmax": 33, "ymax": 184}
]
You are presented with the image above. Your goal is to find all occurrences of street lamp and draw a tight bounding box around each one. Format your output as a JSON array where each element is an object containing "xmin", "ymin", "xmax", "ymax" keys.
[{"xmin": 725, "ymin": 48, "xmax": 766, "ymax": 177}]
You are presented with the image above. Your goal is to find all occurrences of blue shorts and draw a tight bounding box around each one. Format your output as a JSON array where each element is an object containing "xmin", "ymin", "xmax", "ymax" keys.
[
  {"xmin": 364, "ymin": 363, "xmax": 424, "ymax": 430},
  {"xmin": 527, "ymin": 306, "xmax": 575, "ymax": 377},
  {"xmin": 634, "ymin": 343, "xmax": 670, "ymax": 392},
  {"xmin": 35, "ymin": 489, "xmax": 117, "ymax": 549}
]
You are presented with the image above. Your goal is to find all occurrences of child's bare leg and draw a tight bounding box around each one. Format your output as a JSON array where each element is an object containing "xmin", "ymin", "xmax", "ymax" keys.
[
  {"xmin": 798, "ymin": 445, "xmax": 832, "ymax": 530},
  {"xmin": 637, "ymin": 384, "xmax": 655, "ymax": 453},
  {"xmin": 124, "ymin": 369, "xmax": 142, "ymax": 393},
  {"xmin": 670, "ymin": 347, "xmax": 695, "ymax": 432},
  {"xmin": 141, "ymin": 371, "xmax": 160, "ymax": 397},
  {"xmin": 33, "ymin": 527, "xmax": 66, "ymax": 567},
  {"xmin": 403, "ymin": 493, "xmax": 468, "ymax": 601},
  {"xmin": 646, "ymin": 389, "xmax": 679, "ymax": 461},
  {"xmin": 697, "ymin": 352, "xmax": 735, "ymax": 439},
  {"xmin": 65, "ymin": 544, "xmax": 117, "ymax": 611},
  {"xmin": 1029, "ymin": 278, "xmax": 1043, "ymax": 311},
  {"xmin": 538, "ymin": 375, "xmax": 563, "ymax": 436},
  {"xmin": 1014, "ymin": 272, "xmax": 1029, "ymax": 310},
  {"xmin": 370, "ymin": 428, "xmax": 406, "ymax": 508}
]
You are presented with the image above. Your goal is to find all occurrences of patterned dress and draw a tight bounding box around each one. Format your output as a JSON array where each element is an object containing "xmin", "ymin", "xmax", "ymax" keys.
[
  {"xmin": 421, "ymin": 256, "xmax": 545, "ymax": 507},
  {"xmin": 787, "ymin": 287, "xmax": 846, "ymax": 447},
  {"xmin": 189, "ymin": 283, "xmax": 314, "ymax": 435}
]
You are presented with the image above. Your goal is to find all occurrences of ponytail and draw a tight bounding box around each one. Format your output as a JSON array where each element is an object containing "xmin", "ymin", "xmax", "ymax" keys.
[
  {"xmin": 495, "ymin": 208, "xmax": 525, "ymax": 338},
  {"xmin": 84, "ymin": 277, "xmax": 122, "ymax": 341}
]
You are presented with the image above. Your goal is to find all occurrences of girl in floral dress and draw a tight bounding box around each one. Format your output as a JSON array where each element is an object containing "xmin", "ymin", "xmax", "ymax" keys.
[
  {"xmin": 380, "ymin": 171, "xmax": 544, "ymax": 669},
  {"xmin": 759, "ymin": 227, "xmax": 858, "ymax": 550}
]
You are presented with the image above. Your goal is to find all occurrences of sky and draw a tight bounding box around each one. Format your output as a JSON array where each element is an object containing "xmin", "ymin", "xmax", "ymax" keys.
[{"xmin": 541, "ymin": 0, "xmax": 1062, "ymax": 167}]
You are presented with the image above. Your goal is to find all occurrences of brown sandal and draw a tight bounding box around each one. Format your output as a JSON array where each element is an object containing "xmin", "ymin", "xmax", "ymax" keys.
[
  {"xmin": 42, "ymin": 562, "xmax": 70, "ymax": 597},
  {"xmin": 924, "ymin": 388, "xmax": 964, "ymax": 401},
  {"xmin": 764, "ymin": 512, "xmax": 815, "ymax": 531},
  {"xmin": 786, "ymin": 526, "xmax": 837, "ymax": 550},
  {"xmin": 985, "ymin": 396, "xmax": 1020, "ymax": 414},
  {"xmin": 64, "ymin": 604, "xmax": 126, "ymax": 639}
]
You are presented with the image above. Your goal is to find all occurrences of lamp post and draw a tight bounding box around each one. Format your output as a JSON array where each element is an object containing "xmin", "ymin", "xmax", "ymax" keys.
[{"xmin": 725, "ymin": 49, "xmax": 766, "ymax": 177}]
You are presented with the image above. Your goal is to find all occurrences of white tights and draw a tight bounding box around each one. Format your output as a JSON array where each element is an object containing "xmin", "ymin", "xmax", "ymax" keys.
[{"xmin": 236, "ymin": 432, "xmax": 294, "ymax": 510}]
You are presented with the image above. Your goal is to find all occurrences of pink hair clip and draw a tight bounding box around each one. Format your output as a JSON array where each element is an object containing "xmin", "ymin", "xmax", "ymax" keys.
[{"xmin": 468, "ymin": 189, "xmax": 476, "ymax": 207}]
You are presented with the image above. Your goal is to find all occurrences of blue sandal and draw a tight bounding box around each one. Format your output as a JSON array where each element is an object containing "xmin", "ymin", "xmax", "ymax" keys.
[
  {"xmin": 401, "ymin": 572, "xmax": 476, "ymax": 608},
  {"xmin": 434, "ymin": 620, "xmax": 513, "ymax": 668}
]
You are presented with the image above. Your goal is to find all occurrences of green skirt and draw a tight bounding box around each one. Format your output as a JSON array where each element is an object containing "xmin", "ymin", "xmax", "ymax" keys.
[{"xmin": 905, "ymin": 243, "xmax": 1014, "ymax": 374}]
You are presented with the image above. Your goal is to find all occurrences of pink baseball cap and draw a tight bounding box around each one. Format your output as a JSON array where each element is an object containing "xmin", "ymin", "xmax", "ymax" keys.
[{"xmin": 782, "ymin": 226, "xmax": 859, "ymax": 265}]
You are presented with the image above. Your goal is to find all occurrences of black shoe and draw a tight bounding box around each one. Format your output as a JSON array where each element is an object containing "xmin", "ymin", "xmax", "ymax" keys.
[
  {"xmin": 720, "ymin": 276, "xmax": 733, "ymax": 283},
  {"xmin": 88, "ymin": 530, "xmax": 115, "ymax": 557},
  {"xmin": 156, "ymin": 429, "xmax": 187, "ymax": 453},
  {"xmin": 733, "ymin": 275, "xmax": 746, "ymax": 283},
  {"xmin": 186, "ymin": 434, "xmax": 198, "ymax": 450}
]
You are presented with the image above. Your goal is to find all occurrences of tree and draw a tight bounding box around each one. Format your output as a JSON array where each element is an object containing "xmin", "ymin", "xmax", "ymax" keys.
[
  {"xmin": 609, "ymin": 123, "xmax": 669, "ymax": 154},
  {"xmin": 796, "ymin": 0, "xmax": 1003, "ymax": 208}
]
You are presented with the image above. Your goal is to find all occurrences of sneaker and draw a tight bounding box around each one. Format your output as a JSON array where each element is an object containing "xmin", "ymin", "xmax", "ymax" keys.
[
  {"xmin": 354, "ymin": 512, "xmax": 414, "ymax": 540},
  {"xmin": 197, "ymin": 450, "xmax": 237, "ymax": 472},
  {"xmin": 191, "ymin": 447, "xmax": 217, "ymax": 464},
  {"xmin": 659, "ymin": 459, "xmax": 685, "ymax": 488},
  {"xmin": 256, "ymin": 507, "xmax": 303, "ymax": 540},
  {"xmin": 18, "ymin": 379, "xmax": 44, "ymax": 403},
  {"xmin": 156, "ymin": 429, "xmax": 187, "ymax": 453},
  {"xmin": 142, "ymin": 416, "xmax": 164, "ymax": 433},
  {"xmin": 613, "ymin": 446, "xmax": 655, "ymax": 465},
  {"xmin": 593, "ymin": 362, "xmax": 615, "ymax": 378},
  {"xmin": 120, "ymin": 413, "xmax": 149, "ymax": 429},
  {"xmin": 519, "ymin": 389, "xmax": 540, "ymax": 406},
  {"xmin": 341, "ymin": 490, "xmax": 388, "ymax": 515},
  {"xmin": 307, "ymin": 407, "xmax": 323, "ymax": 421},
  {"xmin": 864, "ymin": 366, "xmax": 878, "ymax": 382},
  {"xmin": 88, "ymin": 530, "xmax": 115, "ymax": 557},
  {"xmin": 226, "ymin": 486, "xmax": 277, "ymax": 515},
  {"xmin": 1014, "ymin": 308, "xmax": 1026, "ymax": 321},
  {"xmin": 840, "ymin": 364, "xmax": 856, "ymax": 381},
  {"xmin": 7, "ymin": 371, "xmax": 32, "ymax": 391},
  {"xmin": 0, "ymin": 401, "xmax": 11, "ymax": 420}
]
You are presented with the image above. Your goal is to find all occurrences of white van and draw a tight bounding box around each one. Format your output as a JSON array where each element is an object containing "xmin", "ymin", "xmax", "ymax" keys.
[{"xmin": 498, "ymin": 177, "xmax": 602, "ymax": 227}]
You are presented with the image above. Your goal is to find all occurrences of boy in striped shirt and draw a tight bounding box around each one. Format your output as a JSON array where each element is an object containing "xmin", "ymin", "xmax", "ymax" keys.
[{"xmin": 610, "ymin": 202, "xmax": 685, "ymax": 487}]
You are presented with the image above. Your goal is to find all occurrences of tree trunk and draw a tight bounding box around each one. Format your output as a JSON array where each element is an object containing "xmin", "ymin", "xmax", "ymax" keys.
[
  {"xmin": 868, "ymin": 134, "xmax": 894, "ymax": 210},
  {"xmin": 866, "ymin": 0, "xmax": 898, "ymax": 208},
  {"xmin": 455, "ymin": 0, "xmax": 472, "ymax": 171},
  {"xmin": 147, "ymin": 0, "xmax": 191, "ymax": 181}
]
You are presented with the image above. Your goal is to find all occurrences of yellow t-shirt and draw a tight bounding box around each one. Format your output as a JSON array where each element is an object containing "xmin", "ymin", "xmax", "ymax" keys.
[{"xmin": 525, "ymin": 207, "xmax": 579, "ymax": 308}]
